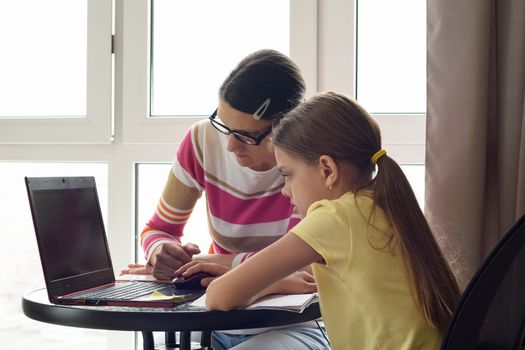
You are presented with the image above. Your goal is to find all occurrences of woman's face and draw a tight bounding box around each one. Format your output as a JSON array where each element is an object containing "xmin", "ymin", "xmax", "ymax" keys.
[{"xmin": 217, "ymin": 99, "xmax": 276, "ymax": 171}]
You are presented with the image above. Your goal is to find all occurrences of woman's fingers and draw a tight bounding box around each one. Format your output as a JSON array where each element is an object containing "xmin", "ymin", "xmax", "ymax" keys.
[{"xmin": 119, "ymin": 264, "xmax": 151, "ymax": 275}]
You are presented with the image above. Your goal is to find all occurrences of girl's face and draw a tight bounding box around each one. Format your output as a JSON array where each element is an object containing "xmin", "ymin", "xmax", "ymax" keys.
[
  {"xmin": 217, "ymin": 99, "xmax": 276, "ymax": 171},
  {"xmin": 275, "ymin": 146, "xmax": 331, "ymax": 217}
]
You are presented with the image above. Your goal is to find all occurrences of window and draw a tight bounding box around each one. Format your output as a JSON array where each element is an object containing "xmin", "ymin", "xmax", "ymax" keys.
[
  {"xmin": 0, "ymin": 2, "xmax": 426, "ymax": 350},
  {"xmin": 150, "ymin": 0, "xmax": 290, "ymax": 117},
  {"xmin": 0, "ymin": 1, "xmax": 86, "ymax": 117},
  {"xmin": 318, "ymin": 0, "xmax": 425, "ymax": 163},
  {"xmin": 356, "ymin": 0, "xmax": 426, "ymax": 114},
  {"xmin": 355, "ymin": 0, "xmax": 426, "ymax": 205},
  {"xmin": 318, "ymin": 0, "xmax": 426, "ymax": 202},
  {"xmin": 121, "ymin": 0, "xmax": 317, "ymax": 144},
  {"xmin": 401, "ymin": 165, "xmax": 425, "ymax": 209},
  {"xmin": 0, "ymin": 0, "xmax": 112, "ymax": 144}
]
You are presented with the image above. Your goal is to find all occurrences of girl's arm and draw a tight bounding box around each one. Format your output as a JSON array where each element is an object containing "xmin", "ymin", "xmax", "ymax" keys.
[{"xmin": 205, "ymin": 232, "xmax": 322, "ymax": 311}]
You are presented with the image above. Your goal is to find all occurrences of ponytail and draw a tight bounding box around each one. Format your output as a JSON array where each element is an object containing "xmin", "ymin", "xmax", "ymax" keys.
[{"xmin": 371, "ymin": 155, "xmax": 460, "ymax": 333}]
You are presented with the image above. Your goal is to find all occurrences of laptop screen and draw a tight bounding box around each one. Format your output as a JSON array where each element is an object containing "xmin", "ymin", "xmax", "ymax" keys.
[
  {"xmin": 26, "ymin": 177, "xmax": 115, "ymax": 296},
  {"xmin": 32, "ymin": 188, "xmax": 111, "ymax": 282}
]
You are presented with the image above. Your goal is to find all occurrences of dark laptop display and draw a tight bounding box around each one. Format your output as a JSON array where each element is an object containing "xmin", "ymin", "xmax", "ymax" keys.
[{"xmin": 25, "ymin": 176, "xmax": 200, "ymax": 307}]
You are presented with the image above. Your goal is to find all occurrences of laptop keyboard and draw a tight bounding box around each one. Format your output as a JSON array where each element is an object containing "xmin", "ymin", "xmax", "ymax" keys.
[{"xmin": 73, "ymin": 282, "xmax": 168, "ymax": 300}]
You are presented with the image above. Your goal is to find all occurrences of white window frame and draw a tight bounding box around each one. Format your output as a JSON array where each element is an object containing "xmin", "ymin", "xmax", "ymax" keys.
[
  {"xmin": 0, "ymin": 0, "xmax": 112, "ymax": 144},
  {"xmin": 318, "ymin": 0, "xmax": 425, "ymax": 164},
  {"xmin": 120, "ymin": 0, "xmax": 319, "ymax": 145}
]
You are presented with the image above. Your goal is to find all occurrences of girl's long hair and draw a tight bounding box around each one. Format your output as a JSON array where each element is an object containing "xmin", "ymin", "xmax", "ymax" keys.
[{"xmin": 272, "ymin": 91, "xmax": 460, "ymax": 334}]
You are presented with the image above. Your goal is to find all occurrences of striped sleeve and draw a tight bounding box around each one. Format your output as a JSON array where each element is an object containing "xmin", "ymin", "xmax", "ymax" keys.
[{"xmin": 140, "ymin": 125, "xmax": 204, "ymax": 259}]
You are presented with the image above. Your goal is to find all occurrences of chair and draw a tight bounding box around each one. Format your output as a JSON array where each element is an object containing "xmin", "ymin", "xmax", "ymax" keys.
[{"xmin": 441, "ymin": 213, "xmax": 525, "ymax": 349}]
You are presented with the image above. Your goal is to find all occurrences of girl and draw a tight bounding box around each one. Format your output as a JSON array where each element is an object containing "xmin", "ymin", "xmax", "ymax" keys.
[{"xmin": 187, "ymin": 91, "xmax": 461, "ymax": 349}]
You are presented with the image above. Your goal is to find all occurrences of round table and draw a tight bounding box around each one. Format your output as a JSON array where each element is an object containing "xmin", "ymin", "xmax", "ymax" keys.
[{"xmin": 22, "ymin": 288, "xmax": 321, "ymax": 350}]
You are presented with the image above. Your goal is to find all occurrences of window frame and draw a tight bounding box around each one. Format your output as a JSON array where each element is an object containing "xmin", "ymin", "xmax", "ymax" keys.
[
  {"xmin": 0, "ymin": 0, "xmax": 113, "ymax": 144},
  {"xmin": 120, "ymin": 0, "xmax": 319, "ymax": 145},
  {"xmin": 318, "ymin": 0, "xmax": 425, "ymax": 164}
]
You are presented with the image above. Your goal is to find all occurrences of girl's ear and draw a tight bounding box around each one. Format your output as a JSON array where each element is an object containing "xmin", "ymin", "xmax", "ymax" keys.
[{"xmin": 318, "ymin": 155, "xmax": 339, "ymax": 188}]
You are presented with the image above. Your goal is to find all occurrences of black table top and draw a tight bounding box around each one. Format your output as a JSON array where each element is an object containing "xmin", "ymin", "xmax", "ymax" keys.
[{"xmin": 22, "ymin": 288, "xmax": 321, "ymax": 333}]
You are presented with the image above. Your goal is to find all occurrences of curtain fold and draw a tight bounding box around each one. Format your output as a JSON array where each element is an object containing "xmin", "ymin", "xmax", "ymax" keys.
[{"xmin": 426, "ymin": 0, "xmax": 525, "ymax": 287}]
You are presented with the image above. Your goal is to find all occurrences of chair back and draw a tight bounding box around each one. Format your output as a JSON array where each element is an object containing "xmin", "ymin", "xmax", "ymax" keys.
[{"xmin": 441, "ymin": 214, "xmax": 525, "ymax": 350}]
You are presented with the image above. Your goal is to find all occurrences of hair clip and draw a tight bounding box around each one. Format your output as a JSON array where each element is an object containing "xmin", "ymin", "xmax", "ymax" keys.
[{"xmin": 252, "ymin": 98, "xmax": 271, "ymax": 120}]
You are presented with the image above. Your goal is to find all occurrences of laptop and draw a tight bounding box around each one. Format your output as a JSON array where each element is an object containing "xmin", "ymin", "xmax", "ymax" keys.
[{"xmin": 25, "ymin": 176, "xmax": 202, "ymax": 307}]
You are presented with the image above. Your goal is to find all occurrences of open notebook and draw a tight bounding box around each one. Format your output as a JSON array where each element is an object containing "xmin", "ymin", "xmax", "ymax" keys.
[
  {"xmin": 25, "ymin": 176, "xmax": 203, "ymax": 307},
  {"xmin": 191, "ymin": 293, "xmax": 319, "ymax": 313}
]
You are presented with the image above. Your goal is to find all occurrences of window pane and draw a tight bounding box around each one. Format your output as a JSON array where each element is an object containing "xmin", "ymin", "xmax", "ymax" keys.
[
  {"xmin": 151, "ymin": 0, "xmax": 290, "ymax": 116},
  {"xmin": 136, "ymin": 163, "xmax": 211, "ymax": 263},
  {"xmin": 0, "ymin": 162, "xmax": 107, "ymax": 349},
  {"xmin": 356, "ymin": 0, "xmax": 425, "ymax": 114},
  {"xmin": 0, "ymin": 0, "xmax": 87, "ymax": 117},
  {"xmin": 400, "ymin": 164, "xmax": 425, "ymax": 210}
]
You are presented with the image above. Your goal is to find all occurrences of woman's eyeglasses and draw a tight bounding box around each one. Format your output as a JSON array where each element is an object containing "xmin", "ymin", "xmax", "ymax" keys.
[{"xmin": 208, "ymin": 109, "xmax": 272, "ymax": 146}]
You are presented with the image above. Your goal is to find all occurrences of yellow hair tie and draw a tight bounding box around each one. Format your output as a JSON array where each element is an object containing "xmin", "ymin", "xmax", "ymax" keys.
[{"xmin": 370, "ymin": 149, "xmax": 386, "ymax": 165}]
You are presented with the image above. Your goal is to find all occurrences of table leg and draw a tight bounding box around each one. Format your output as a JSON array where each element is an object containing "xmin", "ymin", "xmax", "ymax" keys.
[
  {"xmin": 143, "ymin": 330, "xmax": 212, "ymax": 350},
  {"xmin": 201, "ymin": 330, "xmax": 212, "ymax": 348},
  {"xmin": 142, "ymin": 331, "xmax": 154, "ymax": 350},
  {"xmin": 165, "ymin": 331, "xmax": 177, "ymax": 347},
  {"xmin": 179, "ymin": 331, "xmax": 191, "ymax": 350}
]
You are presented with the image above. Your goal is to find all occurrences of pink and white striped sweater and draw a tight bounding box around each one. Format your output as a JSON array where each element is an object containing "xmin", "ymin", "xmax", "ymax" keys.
[{"xmin": 141, "ymin": 119, "xmax": 301, "ymax": 260}]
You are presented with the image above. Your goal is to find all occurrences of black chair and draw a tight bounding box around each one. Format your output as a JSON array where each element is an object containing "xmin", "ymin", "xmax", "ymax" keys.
[{"xmin": 441, "ymin": 214, "xmax": 525, "ymax": 349}]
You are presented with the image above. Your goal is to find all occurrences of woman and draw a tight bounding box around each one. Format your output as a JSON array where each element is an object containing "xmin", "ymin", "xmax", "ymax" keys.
[{"xmin": 127, "ymin": 49, "xmax": 330, "ymax": 350}]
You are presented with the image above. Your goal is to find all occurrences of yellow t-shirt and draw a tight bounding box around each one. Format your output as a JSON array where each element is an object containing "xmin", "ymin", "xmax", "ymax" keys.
[{"xmin": 291, "ymin": 192, "xmax": 441, "ymax": 350}]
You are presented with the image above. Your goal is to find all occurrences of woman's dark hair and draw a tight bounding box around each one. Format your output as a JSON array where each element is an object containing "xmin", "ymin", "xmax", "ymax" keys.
[
  {"xmin": 273, "ymin": 91, "xmax": 460, "ymax": 334},
  {"xmin": 219, "ymin": 49, "xmax": 306, "ymax": 120}
]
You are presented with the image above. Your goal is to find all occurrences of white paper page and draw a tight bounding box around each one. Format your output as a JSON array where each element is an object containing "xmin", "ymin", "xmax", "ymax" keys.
[{"xmin": 191, "ymin": 293, "xmax": 318, "ymax": 312}]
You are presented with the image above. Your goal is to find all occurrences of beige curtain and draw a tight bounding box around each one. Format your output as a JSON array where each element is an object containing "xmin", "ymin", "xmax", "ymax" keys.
[{"xmin": 426, "ymin": 0, "xmax": 525, "ymax": 287}]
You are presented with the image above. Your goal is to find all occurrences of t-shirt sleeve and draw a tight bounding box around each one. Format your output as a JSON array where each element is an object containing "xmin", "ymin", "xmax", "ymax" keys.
[{"xmin": 290, "ymin": 200, "xmax": 351, "ymax": 266}]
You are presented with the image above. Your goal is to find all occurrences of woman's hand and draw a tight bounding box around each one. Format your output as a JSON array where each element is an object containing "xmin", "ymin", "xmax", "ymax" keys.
[
  {"xmin": 174, "ymin": 261, "xmax": 231, "ymax": 287},
  {"xmin": 119, "ymin": 263, "xmax": 152, "ymax": 275},
  {"xmin": 148, "ymin": 242, "xmax": 201, "ymax": 280}
]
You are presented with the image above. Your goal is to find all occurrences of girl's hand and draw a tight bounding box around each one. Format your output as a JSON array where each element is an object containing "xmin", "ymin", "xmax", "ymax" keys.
[
  {"xmin": 269, "ymin": 271, "xmax": 317, "ymax": 295},
  {"xmin": 174, "ymin": 261, "xmax": 231, "ymax": 287}
]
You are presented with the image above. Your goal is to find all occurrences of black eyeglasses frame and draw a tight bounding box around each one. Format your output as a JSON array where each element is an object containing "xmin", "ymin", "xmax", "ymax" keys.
[{"xmin": 208, "ymin": 109, "xmax": 273, "ymax": 146}]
